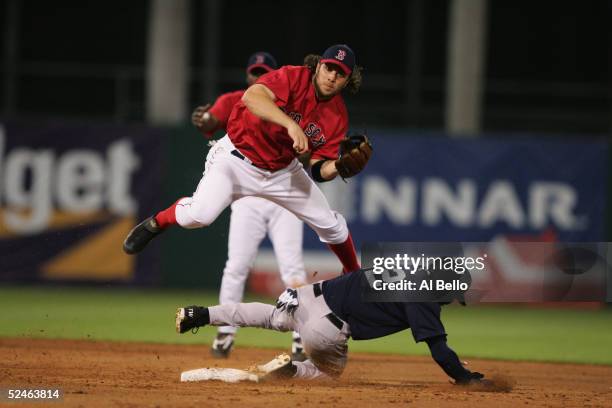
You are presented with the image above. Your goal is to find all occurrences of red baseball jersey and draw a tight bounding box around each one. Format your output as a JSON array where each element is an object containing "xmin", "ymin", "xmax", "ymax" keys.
[
  {"xmin": 204, "ymin": 89, "xmax": 245, "ymax": 138},
  {"xmin": 227, "ymin": 65, "xmax": 349, "ymax": 171}
]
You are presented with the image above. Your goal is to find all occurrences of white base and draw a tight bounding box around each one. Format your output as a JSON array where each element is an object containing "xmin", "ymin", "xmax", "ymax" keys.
[{"xmin": 180, "ymin": 368, "xmax": 259, "ymax": 383}]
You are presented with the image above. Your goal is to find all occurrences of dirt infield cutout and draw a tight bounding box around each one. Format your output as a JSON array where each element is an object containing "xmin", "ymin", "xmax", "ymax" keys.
[{"xmin": 1, "ymin": 338, "xmax": 611, "ymax": 407}]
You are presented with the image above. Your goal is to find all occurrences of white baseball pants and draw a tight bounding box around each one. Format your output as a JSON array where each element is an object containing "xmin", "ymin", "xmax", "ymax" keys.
[
  {"xmin": 174, "ymin": 135, "xmax": 349, "ymax": 245},
  {"xmin": 218, "ymin": 196, "xmax": 307, "ymax": 335}
]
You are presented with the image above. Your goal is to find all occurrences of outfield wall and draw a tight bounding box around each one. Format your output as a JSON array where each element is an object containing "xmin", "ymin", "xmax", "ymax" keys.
[{"xmin": 0, "ymin": 120, "xmax": 607, "ymax": 289}]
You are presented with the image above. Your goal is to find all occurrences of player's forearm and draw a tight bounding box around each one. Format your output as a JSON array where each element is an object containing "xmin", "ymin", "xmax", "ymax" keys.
[
  {"xmin": 320, "ymin": 160, "xmax": 339, "ymax": 180},
  {"xmin": 310, "ymin": 159, "xmax": 339, "ymax": 182},
  {"xmin": 242, "ymin": 84, "xmax": 295, "ymax": 130},
  {"xmin": 425, "ymin": 335, "xmax": 471, "ymax": 381}
]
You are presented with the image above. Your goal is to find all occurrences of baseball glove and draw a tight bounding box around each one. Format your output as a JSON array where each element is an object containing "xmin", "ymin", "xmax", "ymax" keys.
[{"xmin": 335, "ymin": 134, "xmax": 373, "ymax": 179}]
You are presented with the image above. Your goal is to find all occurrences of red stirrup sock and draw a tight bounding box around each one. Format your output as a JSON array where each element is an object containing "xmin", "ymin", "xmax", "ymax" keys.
[
  {"xmin": 327, "ymin": 233, "xmax": 360, "ymax": 274},
  {"xmin": 154, "ymin": 199, "xmax": 181, "ymax": 229}
]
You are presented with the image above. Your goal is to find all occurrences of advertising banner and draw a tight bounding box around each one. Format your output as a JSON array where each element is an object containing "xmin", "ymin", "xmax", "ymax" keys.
[
  {"xmin": 0, "ymin": 121, "xmax": 165, "ymax": 284},
  {"xmin": 251, "ymin": 132, "xmax": 609, "ymax": 295},
  {"xmin": 318, "ymin": 132, "xmax": 609, "ymax": 243}
]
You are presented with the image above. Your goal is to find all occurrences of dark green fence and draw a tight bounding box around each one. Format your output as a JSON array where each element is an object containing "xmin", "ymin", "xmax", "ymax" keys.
[{"xmin": 161, "ymin": 125, "xmax": 230, "ymax": 288}]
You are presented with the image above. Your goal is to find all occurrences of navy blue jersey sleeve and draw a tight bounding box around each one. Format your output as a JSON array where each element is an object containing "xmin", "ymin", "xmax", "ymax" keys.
[{"xmin": 404, "ymin": 303, "xmax": 446, "ymax": 342}]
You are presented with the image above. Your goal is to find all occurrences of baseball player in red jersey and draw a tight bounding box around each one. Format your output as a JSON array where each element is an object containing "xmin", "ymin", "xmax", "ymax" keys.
[
  {"xmin": 124, "ymin": 44, "xmax": 367, "ymax": 310},
  {"xmin": 191, "ymin": 52, "xmax": 308, "ymax": 360},
  {"xmin": 191, "ymin": 52, "xmax": 277, "ymax": 138}
]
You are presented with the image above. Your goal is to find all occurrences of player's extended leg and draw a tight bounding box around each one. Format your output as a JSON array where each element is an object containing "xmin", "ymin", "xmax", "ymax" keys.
[
  {"xmin": 177, "ymin": 303, "xmax": 295, "ymax": 334},
  {"xmin": 213, "ymin": 198, "xmax": 268, "ymax": 357},
  {"xmin": 210, "ymin": 303, "xmax": 295, "ymax": 331},
  {"xmin": 177, "ymin": 284, "xmax": 349, "ymax": 380},
  {"xmin": 123, "ymin": 136, "xmax": 258, "ymax": 254},
  {"xmin": 267, "ymin": 202, "xmax": 308, "ymax": 361},
  {"xmin": 264, "ymin": 162, "xmax": 360, "ymax": 273}
]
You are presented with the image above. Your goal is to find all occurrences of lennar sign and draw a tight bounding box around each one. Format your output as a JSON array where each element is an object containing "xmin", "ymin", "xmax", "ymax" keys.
[{"xmin": 323, "ymin": 175, "xmax": 587, "ymax": 232}]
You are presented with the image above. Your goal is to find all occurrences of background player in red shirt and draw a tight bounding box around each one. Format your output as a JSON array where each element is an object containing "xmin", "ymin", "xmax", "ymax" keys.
[
  {"xmin": 191, "ymin": 52, "xmax": 308, "ymax": 360},
  {"xmin": 124, "ymin": 44, "xmax": 366, "ymax": 303},
  {"xmin": 191, "ymin": 52, "xmax": 275, "ymax": 138}
]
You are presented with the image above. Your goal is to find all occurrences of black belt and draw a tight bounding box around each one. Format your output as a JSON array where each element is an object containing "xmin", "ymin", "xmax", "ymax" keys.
[
  {"xmin": 231, "ymin": 150, "xmax": 246, "ymax": 161},
  {"xmin": 231, "ymin": 149, "xmax": 273, "ymax": 170},
  {"xmin": 313, "ymin": 282, "xmax": 344, "ymax": 331},
  {"xmin": 325, "ymin": 313, "xmax": 344, "ymax": 330},
  {"xmin": 313, "ymin": 282, "xmax": 323, "ymax": 297}
]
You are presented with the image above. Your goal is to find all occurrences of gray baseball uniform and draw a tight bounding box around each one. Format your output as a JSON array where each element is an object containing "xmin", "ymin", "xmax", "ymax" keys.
[
  {"xmin": 196, "ymin": 271, "xmax": 487, "ymax": 384},
  {"xmin": 208, "ymin": 282, "xmax": 349, "ymax": 379}
]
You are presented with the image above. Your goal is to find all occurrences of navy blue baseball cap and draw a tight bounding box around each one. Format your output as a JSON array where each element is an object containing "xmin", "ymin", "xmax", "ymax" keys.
[
  {"xmin": 320, "ymin": 44, "xmax": 356, "ymax": 75},
  {"xmin": 247, "ymin": 51, "xmax": 278, "ymax": 74}
]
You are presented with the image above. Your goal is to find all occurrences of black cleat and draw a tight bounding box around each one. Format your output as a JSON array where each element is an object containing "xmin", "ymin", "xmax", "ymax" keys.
[
  {"xmin": 123, "ymin": 216, "xmax": 163, "ymax": 254},
  {"xmin": 211, "ymin": 333, "xmax": 235, "ymax": 358},
  {"xmin": 176, "ymin": 306, "xmax": 209, "ymax": 334}
]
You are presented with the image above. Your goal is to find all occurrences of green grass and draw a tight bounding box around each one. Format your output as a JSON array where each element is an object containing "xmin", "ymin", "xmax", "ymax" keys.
[{"xmin": 1, "ymin": 285, "xmax": 611, "ymax": 365}]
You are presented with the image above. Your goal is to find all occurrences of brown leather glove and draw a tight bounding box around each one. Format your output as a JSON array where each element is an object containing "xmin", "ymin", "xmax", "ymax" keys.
[{"xmin": 335, "ymin": 134, "xmax": 373, "ymax": 179}]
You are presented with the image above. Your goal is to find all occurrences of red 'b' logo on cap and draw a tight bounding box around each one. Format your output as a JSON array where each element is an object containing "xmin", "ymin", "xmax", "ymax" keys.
[
  {"xmin": 256, "ymin": 55, "xmax": 265, "ymax": 64},
  {"xmin": 335, "ymin": 50, "xmax": 346, "ymax": 61}
]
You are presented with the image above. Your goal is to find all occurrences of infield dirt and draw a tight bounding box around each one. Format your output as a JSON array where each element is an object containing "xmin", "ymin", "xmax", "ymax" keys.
[{"xmin": 1, "ymin": 338, "xmax": 611, "ymax": 407}]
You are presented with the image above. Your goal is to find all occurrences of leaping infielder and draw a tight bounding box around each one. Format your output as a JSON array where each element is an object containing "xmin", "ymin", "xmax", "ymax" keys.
[
  {"xmin": 190, "ymin": 51, "xmax": 308, "ymax": 360},
  {"xmin": 124, "ymin": 45, "xmax": 371, "ymax": 302}
]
